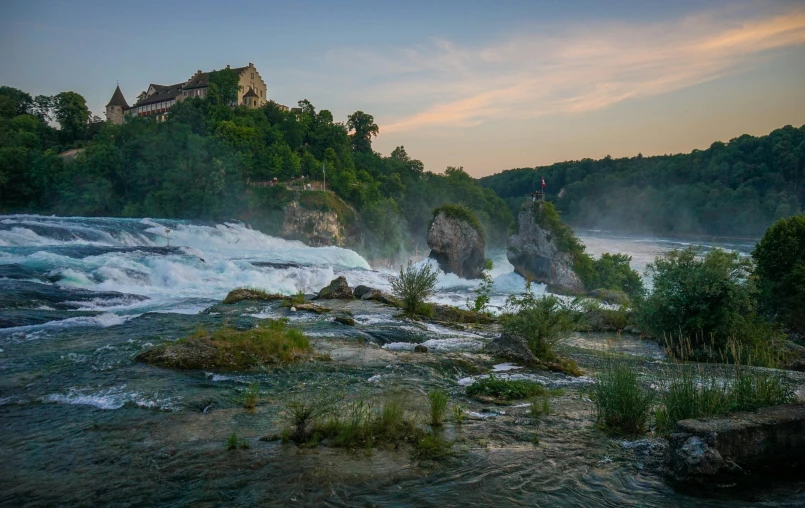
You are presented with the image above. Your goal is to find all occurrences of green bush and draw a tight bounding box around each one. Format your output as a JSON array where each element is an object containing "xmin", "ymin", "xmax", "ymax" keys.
[
  {"xmin": 390, "ymin": 260, "xmax": 439, "ymax": 315},
  {"xmin": 637, "ymin": 247, "xmax": 782, "ymax": 361},
  {"xmin": 503, "ymin": 284, "xmax": 576, "ymax": 359},
  {"xmin": 590, "ymin": 253, "xmax": 644, "ymax": 301},
  {"xmin": 466, "ymin": 374, "xmax": 550, "ymax": 400},
  {"xmin": 753, "ymin": 215, "xmax": 805, "ymax": 335},
  {"xmin": 593, "ymin": 361, "xmax": 655, "ymax": 435}
]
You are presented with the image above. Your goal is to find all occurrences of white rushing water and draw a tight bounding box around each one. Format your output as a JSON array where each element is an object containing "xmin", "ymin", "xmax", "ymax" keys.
[{"xmin": 0, "ymin": 215, "xmax": 755, "ymax": 322}]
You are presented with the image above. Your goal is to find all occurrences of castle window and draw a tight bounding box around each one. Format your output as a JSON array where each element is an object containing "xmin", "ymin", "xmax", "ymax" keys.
[{"xmin": 251, "ymin": 73, "xmax": 254, "ymax": 79}]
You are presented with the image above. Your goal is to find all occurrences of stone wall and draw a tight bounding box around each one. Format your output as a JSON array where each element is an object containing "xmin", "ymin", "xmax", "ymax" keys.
[{"xmin": 237, "ymin": 63, "xmax": 267, "ymax": 107}]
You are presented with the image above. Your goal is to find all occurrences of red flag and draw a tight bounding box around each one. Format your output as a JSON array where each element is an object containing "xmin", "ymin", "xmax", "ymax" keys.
[{"xmin": 542, "ymin": 176, "xmax": 546, "ymax": 189}]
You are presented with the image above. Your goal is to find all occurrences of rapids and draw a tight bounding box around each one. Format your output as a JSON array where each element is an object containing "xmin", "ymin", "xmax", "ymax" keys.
[{"xmin": 2, "ymin": 215, "xmax": 800, "ymax": 506}]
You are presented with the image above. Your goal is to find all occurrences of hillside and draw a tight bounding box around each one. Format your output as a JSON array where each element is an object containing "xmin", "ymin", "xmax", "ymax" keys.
[
  {"xmin": 479, "ymin": 125, "xmax": 805, "ymax": 237},
  {"xmin": 0, "ymin": 76, "xmax": 513, "ymax": 259}
]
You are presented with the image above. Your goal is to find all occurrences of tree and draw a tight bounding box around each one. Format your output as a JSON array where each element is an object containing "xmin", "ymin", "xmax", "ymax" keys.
[
  {"xmin": 208, "ymin": 68, "xmax": 241, "ymax": 105},
  {"xmin": 54, "ymin": 91, "xmax": 90, "ymax": 143},
  {"xmin": 347, "ymin": 111, "xmax": 379, "ymax": 153},
  {"xmin": 0, "ymin": 86, "xmax": 33, "ymax": 118},
  {"xmin": 753, "ymin": 215, "xmax": 805, "ymax": 334}
]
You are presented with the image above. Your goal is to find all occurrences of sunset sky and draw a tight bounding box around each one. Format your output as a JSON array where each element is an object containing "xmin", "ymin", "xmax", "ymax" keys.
[{"xmin": 2, "ymin": 0, "xmax": 804, "ymax": 176}]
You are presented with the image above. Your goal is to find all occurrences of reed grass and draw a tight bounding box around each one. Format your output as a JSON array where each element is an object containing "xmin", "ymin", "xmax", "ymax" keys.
[
  {"xmin": 428, "ymin": 389, "xmax": 449, "ymax": 427},
  {"xmin": 593, "ymin": 361, "xmax": 655, "ymax": 435}
]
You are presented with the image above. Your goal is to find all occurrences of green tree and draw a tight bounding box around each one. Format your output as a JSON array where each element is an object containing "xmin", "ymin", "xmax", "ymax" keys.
[
  {"xmin": 208, "ymin": 68, "xmax": 242, "ymax": 105},
  {"xmin": 347, "ymin": 111, "xmax": 379, "ymax": 153},
  {"xmin": 54, "ymin": 91, "xmax": 90, "ymax": 143},
  {"xmin": 753, "ymin": 215, "xmax": 805, "ymax": 334}
]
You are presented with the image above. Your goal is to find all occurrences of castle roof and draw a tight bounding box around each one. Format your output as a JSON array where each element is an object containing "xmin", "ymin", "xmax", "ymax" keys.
[
  {"xmin": 243, "ymin": 87, "xmax": 259, "ymax": 98},
  {"xmin": 131, "ymin": 83, "xmax": 185, "ymax": 108},
  {"xmin": 106, "ymin": 85, "xmax": 129, "ymax": 108}
]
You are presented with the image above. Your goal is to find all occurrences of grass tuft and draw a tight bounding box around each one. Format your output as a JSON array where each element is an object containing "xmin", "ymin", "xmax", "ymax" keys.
[
  {"xmin": 466, "ymin": 374, "xmax": 556, "ymax": 400},
  {"xmin": 593, "ymin": 360, "xmax": 655, "ymax": 435},
  {"xmin": 428, "ymin": 389, "xmax": 449, "ymax": 427}
]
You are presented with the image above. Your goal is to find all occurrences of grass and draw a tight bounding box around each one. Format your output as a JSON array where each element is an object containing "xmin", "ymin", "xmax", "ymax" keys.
[
  {"xmin": 654, "ymin": 363, "xmax": 796, "ymax": 435},
  {"xmin": 412, "ymin": 433, "xmax": 454, "ymax": 461},
  {"xmin": 593, "ymin": 361, "xmax": 655, "ymax": 435},
  {"xmin": 453, "ymin": 404, "xmax": 465, "ymax": 424},
  {"xmin": 242, "ymin": 382, "xmax": 259, "ymax": 409},
  {"xmin": 529, "ymin": 397, "xmax": 550, "ymax": 419},
  {"xmin": 226, "ymin": 432, "xmax": 249, "ymax": 450},
  {"xmin": 428, "ymin": 390, "xmax": 449, "ymax": 427},
  {"xmin": 466, "ymin": 374, "xmax": 560, "ymax": 401}
]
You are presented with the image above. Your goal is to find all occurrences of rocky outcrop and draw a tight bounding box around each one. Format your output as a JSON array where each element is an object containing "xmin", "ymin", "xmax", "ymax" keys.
[
  {"xmin": 282, "ymin": 201, "xmax": 343, "ymax": 246},
  {"xmin": 222, "ymin": 288, "xmax": 285, "ymax": 304},
  {"xmin": 485, "ymin": 332, "xmax": 538, "ymax": 365},
  {"xmin": 426, "ymin": 209, "xmax": 485, "ymax": 279},
  {"xmin": 313, "ymin": 276, "xmax": 353, "ymax": 300},
  {"xmin": 667, "ymin": 403, "xmax": 805, "ymax": 484},
  {"xmin": 507, "ymin": 202, "xmax": 584, "ymax": 294}
]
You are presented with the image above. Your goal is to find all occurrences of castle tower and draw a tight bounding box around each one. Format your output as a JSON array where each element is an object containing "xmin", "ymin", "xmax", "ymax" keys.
[{"xmin": 105, "ymin": 85, "xmax": 129, "ymax": 125}]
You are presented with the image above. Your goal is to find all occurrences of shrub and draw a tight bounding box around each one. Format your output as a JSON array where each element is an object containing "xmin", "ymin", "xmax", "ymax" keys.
[
  {"xmin": 453, "ymin": 404, "xmax": 465, "ymax": 424},
  {"xmin": 529, "ymin": 396, "xmax": 550, "ymax": 419},
  {"xmin": 637, "ymin": 247, "xmax": 782, "ymax": 361},
  {"xmin": 226, "ymin": 432, "xmax": 249, "ymax": 450},
  {"xmin": 503, "ymin": 284, "xmax": 576, "ymax": 359},
  {"xmin": 390, "ymin": 260, "xmax": 439, "ymax": 315},
  {"xmin": 283, "ymin": 387, "xmax": 339, "ymax": 441},
  {"xmin": 753, "ymin": 215, "xmax": 805, "ymax": 335},
  {"xmin": 466, "ymin": 374, "xmax": 551, "ymax": 400},
  {"xmin": 468, "ymin": 259, "xmax": 494, "ymax": 313},
  {"xmin": 428, "ymin": 389, "xmax": 449, "ymax": 426},
  {"xmin": 593, "ymin": 361, "xmax": 655, "ymax": 434},
  {"xmin": 590, "ymin": 253, "xmax": 645, "ymax": 301},
  {"xmin": 412, "ymin": 433, "xmax": 453, "ymax": 461},
  {"xmin": 242, "ymin": 382, "xmax": 259, "ymax": 409}
]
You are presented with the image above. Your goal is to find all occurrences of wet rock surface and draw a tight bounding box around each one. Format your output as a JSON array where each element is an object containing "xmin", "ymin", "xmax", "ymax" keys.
[
  {"xmin": 314, "ymin": 276, "xmax": 354, "ymax": 300},
  {"xmin": 426, "ymin": 209, "xmax": 486, "ymax": 279},
  {"xmin": 667, "ymin": 403, "xmax": 805, "ymax": 483},
  {"xmin": 485, "ymin": 332, "xmax": 538, "ymax": 365},
  {"xmin": 507, "ymin": 202, "xmax": 584, "ymax": 295}
]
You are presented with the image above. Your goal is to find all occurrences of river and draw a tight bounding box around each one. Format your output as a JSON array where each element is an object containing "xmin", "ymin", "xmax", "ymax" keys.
[{"xmin": 1, "ymin": 215, "xmax": 800, "ymax": 506}]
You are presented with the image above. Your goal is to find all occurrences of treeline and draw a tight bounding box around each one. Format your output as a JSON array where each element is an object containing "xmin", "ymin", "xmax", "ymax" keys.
[
  {"xmin": 479, "ymin": 125, "xmax": 805, "ymax": 237},
  {"xmin": 0, "ymin": 72, "xmax": 513, "ymax": 258}
]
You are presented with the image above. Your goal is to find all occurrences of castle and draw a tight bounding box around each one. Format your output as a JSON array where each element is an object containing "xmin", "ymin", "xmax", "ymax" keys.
[{"xmin": 105, "ymin": 63, "xmax": 277, "ymax": 124}]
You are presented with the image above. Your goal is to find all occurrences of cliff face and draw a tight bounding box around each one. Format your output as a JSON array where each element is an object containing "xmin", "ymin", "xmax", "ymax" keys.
[
  {"xmin": 426, "ymin": 210, "xmax": 486, "ymax": 279},
  {"xmin": 507, "ymin": 202, "xmax": 584, "ymax": 294},
  {"xmin": 281, "ymin": 201, "xmax": 344, "ymax": 246}
]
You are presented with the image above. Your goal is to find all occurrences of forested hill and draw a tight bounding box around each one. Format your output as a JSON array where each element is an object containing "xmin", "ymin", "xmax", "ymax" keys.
[
  {"xmin": 479, "ymin": 125, "xmax": 805, "ymax": 237},
  {"xmin": 0, "ymin": 73, "xmax": 512, "ymax": 259}
]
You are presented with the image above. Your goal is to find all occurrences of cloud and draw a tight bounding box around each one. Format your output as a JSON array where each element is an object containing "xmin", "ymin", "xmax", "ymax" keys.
[{"xmin": 329, "ymin": 6, "xmax": 805, "ymax": 134}]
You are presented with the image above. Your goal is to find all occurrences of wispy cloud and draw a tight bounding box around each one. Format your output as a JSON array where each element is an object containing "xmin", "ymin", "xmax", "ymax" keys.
[{"xmin": 328, "ymin": 6, "xmax": 805, "ymax": 134}]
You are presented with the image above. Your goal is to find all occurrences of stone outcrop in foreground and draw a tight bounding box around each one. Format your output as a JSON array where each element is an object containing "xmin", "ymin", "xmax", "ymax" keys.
[
  {"xmin": 506, "ymin": 202, "xmax": 584, "ymax": 294},
  {"xmin": 667, "ymin": 403, "xmax": 805, "ymax": 483},
  {"xmin": 426, "ymin": 208, "xmax": 486, "ymax": 279},
  {"xmin": 313, "ymin": 276, "xmax": 353, "ymax": 299}
]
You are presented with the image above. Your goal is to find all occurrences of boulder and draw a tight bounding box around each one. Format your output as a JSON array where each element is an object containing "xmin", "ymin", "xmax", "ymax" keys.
[
  {"xmin": 313, "ymin": 276, "xmax": 353, "ymax": 300},
  {"xmin": 354, "ymin": 285, "xmax": 400, "ymax": 306},
  {"xmin": 426, "ymin": 208, "xmax": 486, "ymax": 279},
  {"xmin": 294, "ymin": 303, "xmax": 330, "ymax": 314},
  {"xmin": 484, "ymin": 332, "xmax": 538, "ymax": 365},
  {"xmin": 334, "ymin": 315, "xmax": 355, "ymax": 326},
  {"xmin": 667, "ymin": 403, "xmax": 805, "ymax": 484},
  {"xmin": 413, "ymin": 344, "xmax": 428, "ymax": 353},
  {"xmin": 353, "ymin": 285, "xmax": 374, "ymax": 299},
  {"xmin": 507, "ymin": 202, "xmax": 584, "ymax": 295},
  {"xmin": 587, "ymin": 288, "xmax": 629, "ymax": 306},
  {"xmin": 222, "ymin": 288, "xmax": 284, "ymax": 304}
]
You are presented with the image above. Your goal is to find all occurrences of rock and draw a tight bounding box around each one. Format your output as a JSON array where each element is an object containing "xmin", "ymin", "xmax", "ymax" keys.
[
  {"xmin": 334, "ymin": 315, "xmax": 355, "ymax": 326},
  {"xmin": 290, "ymin": 306, "xmax": 297, "ymax": 312},
  {"xmin": 506, "ymin": 202, "xmax": 585, "ymax": 295},
  {"xmin": 136, "ymin": 338, "xmax": 222, "ymax": 370},
  {"xmin": 282, "ymin": 200, "xmax": 344, "ymax": 246},
  {"xmin": 484, "ymin": 332, "xmax": 538, "ymax": 365},
  {"xmin": 667, "ymin": 403, "xmax": 805, "ymax": 484},
  {"xmin": 313, "ymin": 276, "xmax": 353, "ymax": 300},
  {"xmin": 294, "ymin": 303, "xmax": 330, "ymax": 314},
  {"xmin": 426, "ymin": 208, "xmax": 486, "ymax": 279},
  {"xmin": 413, "ymin": 344, "xmax": 428, "ymax": 353},
  {"xmin": 222, "ymin": 288, "xmax": 284, "ymax": 304},
  {"xmin": 353, "ymin": 285, "xmax": 374, "ymax": 299},
  {"xmin": 587, "ymin": 288, "xmax": 629, "ymax": 306}
]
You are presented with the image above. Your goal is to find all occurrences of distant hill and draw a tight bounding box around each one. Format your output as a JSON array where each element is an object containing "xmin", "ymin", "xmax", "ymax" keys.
[{"xmin": 478, "ymin": 125, "xmax": 805, "ymax": 238}]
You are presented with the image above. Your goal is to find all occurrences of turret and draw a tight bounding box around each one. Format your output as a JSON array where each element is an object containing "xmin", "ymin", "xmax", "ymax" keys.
[{"xmin": 105, "ymin": 85, "xmax": 129, "ymax": 125}]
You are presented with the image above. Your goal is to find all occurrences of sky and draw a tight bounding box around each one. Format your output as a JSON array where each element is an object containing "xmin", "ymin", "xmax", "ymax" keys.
[{"xmin": 1, "ymin": 0, "xmax": 804, "ymax": 177}]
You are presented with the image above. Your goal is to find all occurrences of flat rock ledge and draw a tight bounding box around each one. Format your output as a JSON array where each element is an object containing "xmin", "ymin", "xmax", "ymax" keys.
[{"xmin": 667, "ymin": 403, "xmax": 805, "ymax": 484}]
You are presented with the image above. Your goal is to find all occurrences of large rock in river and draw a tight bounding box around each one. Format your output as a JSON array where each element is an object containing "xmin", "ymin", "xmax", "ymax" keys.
[
  {"xmin": 507, "ymin": 202, "xmax": 584, "ymax": 294},
  {"xmin": 426, "ymin": 207, "xmax": 485, "ymax": 279},
  {"xmin": 313, "ymin": 276, "xmax": 353, "ymax": 299}
]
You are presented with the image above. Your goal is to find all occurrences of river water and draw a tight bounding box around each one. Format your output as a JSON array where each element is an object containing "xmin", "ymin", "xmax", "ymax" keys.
[{"xmin": 1, "ymin": 215, "xmax": 800, "ymax": 506}]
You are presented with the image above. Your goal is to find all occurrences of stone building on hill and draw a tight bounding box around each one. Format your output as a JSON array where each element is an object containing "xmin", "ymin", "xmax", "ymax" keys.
[{"xmin": 105, "ymin": 63, "xmax": 272, "ymax": 124}]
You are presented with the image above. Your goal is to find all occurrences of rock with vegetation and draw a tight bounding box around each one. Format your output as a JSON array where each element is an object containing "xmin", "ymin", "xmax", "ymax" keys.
[
  {"xmin": 281, "ymin": 200, "xmax": 344, "ymax": 246},
  {"xmin": 334, "ymin": 315, "xmax": 355, "ymax": 326},
  {"xmin": 430, "ymin": 304, "xmax": 496, "ymax": 324},
  {"xmin": 294, "ymin": 303, "xmax": 330, "ymax": 314},
  {"xmin": 222, "ymin": 288, "xmax": 285, "ymax": 304},
  {"xmin": 314, "ymin": 276, "xmax": 353, "ymax": 300},
  {"xmin": 485, "ymin": 331, "xmax": 538, "ymax": 365},
  {"xmin": 587, "ymin": 288, "xmax": 629, "ymax": 306},
  {"xmin": 426, "ymin": 204, "xmax": 486, "ymax": 279},
  {"xmin": 135, "ymin": 320, "xmax": 312, "ymax": 370},
  {"xmin": 507, "ymin": 201, "xmax": 585, "ymax": 294},
  {"xmin": 667, "ymin": 403, "xmax": 805, "ymax": 484}
]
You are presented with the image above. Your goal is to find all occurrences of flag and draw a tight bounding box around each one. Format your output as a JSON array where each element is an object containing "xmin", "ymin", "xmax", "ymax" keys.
[{"xmin": 542, "ymin": 176, "xmax": 546, "ymax": 189}]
